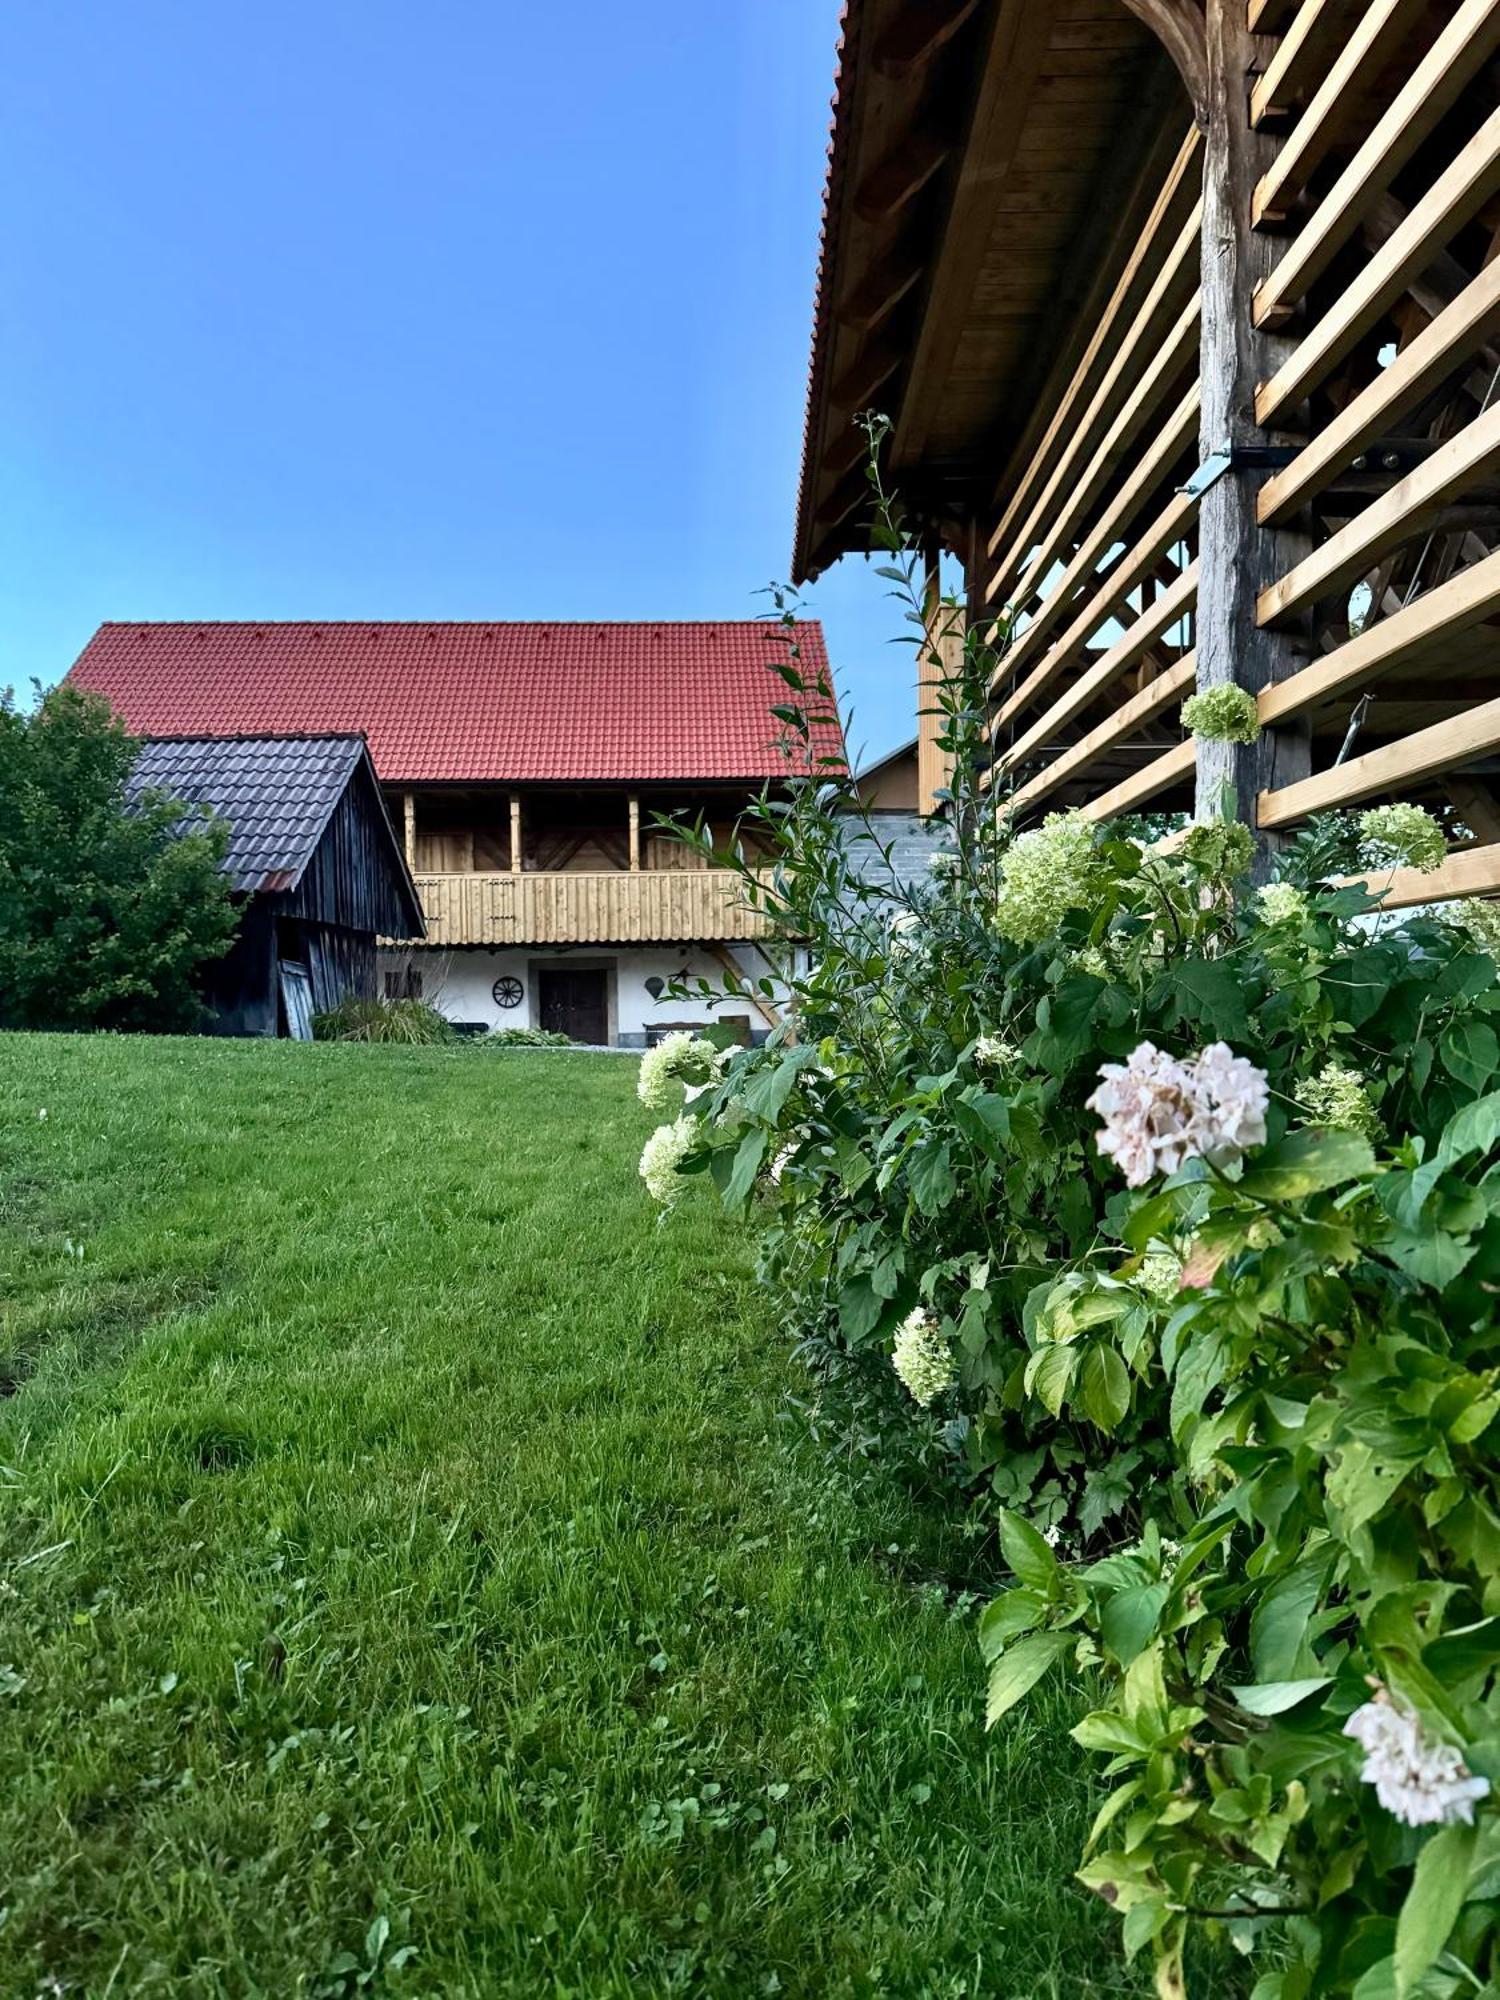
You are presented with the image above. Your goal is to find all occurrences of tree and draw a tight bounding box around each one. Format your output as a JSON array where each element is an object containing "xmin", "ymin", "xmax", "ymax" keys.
[{"xmin": 0, "ymin": 687, "xmax": 239, "ymax": 1032}]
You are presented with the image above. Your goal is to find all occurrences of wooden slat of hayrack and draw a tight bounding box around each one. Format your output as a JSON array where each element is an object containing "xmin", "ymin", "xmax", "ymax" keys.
[
  {"xmin": 986, "ymin": 130, "xmax": 1201, "ymax": 571},
  {"xmin": 994, "ymin": 489, "xmax": 1196, "ymax": 708},
  {"xmin": 1009, "ymin": 656, "xmax": 1197, "ymax": 813},
  {"xmin": 1260, "ymin": 402, "xmax": 1500, "ymax": 624},
  {"xmin": 1257, "ymin": 106, "xmax": 1500, "ymax": 424},
  {"xmin": 1001, "ymin": 564, "xmax": 1199, "ymax": 770},
  {"xmin": 1254, "ymin": 0, "xmax": 1500, "ymax": 308},
  {"xmin": 1259, "ymin": 261, "xmax": 1500, "ymax": 520},
  {"xmin": 1250, "ymin": 0, "xmax": 1432, "ymax": 228},
  {"xmin": 1250, "ymin": 0, "xmax": 1344, "ymax": 128},
  {"xmin": 1259, "ymin": 547, "xmax": 1500, "ymax": 724},
  {"xmin": 986, "ymin": 383, "xmax": 1198, "ymax": 659},
  {"xmin": 1337, "ymin": 843, "xmax": 1500, "ymax": 906},
  {"xmin": 1082, "ymin": 741, "xmax": 1196, "ymax": 821},
  {"xmin": 1259, "ymin": 695, "xmax": 1500, "ymax": 826},
  {"xmin": 989, "ymin": 299, "xmax": 1199, "ymax": 613},
  {"xmin": 986, "ymin": 203, "xmax": 1201, "ymax": 604}
]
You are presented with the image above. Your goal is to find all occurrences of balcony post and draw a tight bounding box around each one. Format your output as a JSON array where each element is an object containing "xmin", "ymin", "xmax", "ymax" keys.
[
  {"xmin": 509, "ymin": 793, "xmax": 522, "ymax": 874},
  {"xmin": 628, "ymin": 794, "xmax": 641, "ymax": 871},
  {"xmin": 403, "ymin": 791, "xmax": 415, "ymax": 868}
]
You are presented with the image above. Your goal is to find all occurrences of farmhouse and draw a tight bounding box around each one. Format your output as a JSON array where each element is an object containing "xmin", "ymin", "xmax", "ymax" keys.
[
  {"xmin": 800, "ymin": 0, "xmax": 1500, "ymax": 896},
  {"xmin": 128, "ymin": 732, "xmax": 424, "ymax": 1038},
  {"xmin": 70, "ymin": 619, "xmax": 843, "ymax": 1045}
]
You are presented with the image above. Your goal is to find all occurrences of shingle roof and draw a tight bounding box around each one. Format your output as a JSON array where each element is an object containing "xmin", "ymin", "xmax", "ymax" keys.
[
  {"xmin": 69, "ymin": 621, "xmax": 844, "ymax": 785},
  {"xmin": 129, "ymin": 732, "xmax": 374, "ymax": 894}
]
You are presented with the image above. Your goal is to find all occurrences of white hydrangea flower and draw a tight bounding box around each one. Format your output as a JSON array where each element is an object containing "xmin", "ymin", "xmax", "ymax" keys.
[
  {"xmin": 891, "ymin": 1308, "xmax": 956, "ymax": 1408},
  {"xmin": 1303, "ymin": 1061, "xmax": 1379, "ymax": 1139},
  {"xmin": 767, "ymin": 1141, "xmax": 797, "ymax": 1185},
  {"xmin": 1257, "ymin": 882, "xmax": 1308, "ymax": 927},
  {"xmin": 974, "ymin": 1034, "xmax": 1020, "ymax": 1072},
  {"xmin": 889, "ymin": 909, "xmax": 922, "ymax": 953},
  {"xmin": 1345, "ymin": 1689, "xmax": 1490, "ymax": 1828},
  {"xmin": 637, "ymin": 1032, "xmax": 714, "ymax": 1111},
  {"xmin": 1358, "ymin": 803, "xmax": 1447, "ymax": 875},
  {"xmin": 928, "ymin": 849, "xmax": 960, "ymax": 878},
  {"xmin": 638, "ymin": 1116, "xmax": 698, "ymax": 1207},
  {"xmin": 1086, "ymin": 1041, "xmax": 1269, "ymax": 1188},
  {"xmin": 993, "ymin": 811, "xmax": 1102, "ymax": 946},
  {"xmin": 1460, "ymin": 898, "xmax": 1500, "ymax": 961},
  {"xmin": 1137, "ymin": 1252, "xmax": 1183, "ymax": 1303}
]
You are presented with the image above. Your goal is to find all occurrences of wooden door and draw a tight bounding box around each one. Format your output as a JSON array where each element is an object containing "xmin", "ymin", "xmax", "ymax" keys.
[{"xmin": 538, "ymin": 967, "xmax": 608, "ymax": 1045}]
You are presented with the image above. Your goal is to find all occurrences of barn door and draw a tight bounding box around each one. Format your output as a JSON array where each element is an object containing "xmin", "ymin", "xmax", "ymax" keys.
[
  {"xmin": 538, "ymin": 968, "xmax": 608, "ymax": 1045},
  {"xmin": 279, "ymin": 962, "xmax": 315, "ymax": 1042}
]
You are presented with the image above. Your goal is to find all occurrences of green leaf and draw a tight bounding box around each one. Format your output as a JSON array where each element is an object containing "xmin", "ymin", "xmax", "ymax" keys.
[
  {"xmin": 1024, "ymin": 1341, "xmax": 1079, "ymax": 1417},
  {"xmin": 1438, "ymin": 1087, "xmax": 1500, "ymax": 1169},
  {"xmin": 1229, "ymin": 1677, "xmax": 1333, "ymax": 1717},
  {"xmin": 1394, "ymin": 1821, "xmax": 1476, "ymax": 1998},
  {"xmin": 978, "ymin": 1588, "xmax": 1047, "ymax": 1659},
  {"xmin": 1080, "ymin": 1344, "xmax": 1131, "ymax": 1434},
  {"xmin": 998, "ymin": 1509, "xmax": 1060, "ymax": 1593},
  {"xmin": 985, "ymin": 1630, "xmax": 1071, "ymax": 1725},
  {"xmin": 1237, "ymin": 1129, "xmax": 1375, "ymax": 1201},
  {"xmin": 1101, "ymin": 1584, "xmax": 1169, "ymax": 1668},
  {"xmin": 722, "ymin": 1127, "xmax": 768, "ymax": 1210},
  {"xmin": 907, "ymin": 1139, "xmax": 957, "ymax": 1216},
  {"xmin": 1440, "ymin": 1020, "xmax": 1500, "ymax": 1095}
]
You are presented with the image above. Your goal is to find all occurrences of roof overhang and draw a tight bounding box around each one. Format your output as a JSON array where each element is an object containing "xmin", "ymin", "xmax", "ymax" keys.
[{"xmin": 794, "ymin": 0, "xmax": 1190, "ymax": 582}]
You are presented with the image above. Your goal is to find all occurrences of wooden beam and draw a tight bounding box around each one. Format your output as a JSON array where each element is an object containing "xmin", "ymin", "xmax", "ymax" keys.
[
  {"xmin": 835, "ymin": 252, "xmax": 926, "ymax": 334},
  {"xmin": 1256, "ymin": 105, "xmax": 1500, "ymax": 423},
  {"xmin": 1119, "ymin": 0, "xmax": 1210, "ymax": 120},
  {"xmin": 509, "ymin": 793, "xmax": 522, "ymax": 875},
  {"xmin": 703, "ymin": 940, "xmax": 781, "ymax": 1030},
  {"xmin": 892, "ymin": 1, "xmax": 1055, "ymax": 464},
  {"xmin": 1009, "ymin": 657, "xmax": 1197, "ymax": 813},
  {"xmin": 1250, "ymin": 0, "xmax": 1433, "ymax": 228},
  {"xmin": 919, "ymin": 550, "xmax": 959, "ymax": 816},
  {"xmin": 852, "ymin": 129, "xmax": 952, "ymax": 225},
  {"xmin": 1195, "ymin": 0, "xmax": 1310, "ymax": 835},
  {"xmin": 402, "ymin": 790, "xmax": 415, "ymax": 869},
  {"xmin": 1259, "ymin": 696, "xmax": 1500, "ymax": 826},
  {"xmin": 1258, "ymin": 545, "xmax": 1500, "ymax": 724},
  {"xmin": 1336, "ymin": 842, "xmax": 1500, "ymax": 908},
  {"xmin": 1081, "ymin": 740, "xmax": 1197, "ymax": 821},
  {"xmin": 829, "ymin": 334, "xmax": 904, "ymax": 414},
  {"xmin": 1249, "ymin": 0, "xmax": 1345, "ymax": 126},
  {"xmin": 1255, "ymin": 0, "xmax": 1500, "ymax": 312},
  {"xmin": 1446, "ymin": 777, "xmax": 1500, "ymax": 843},
  {"xmin": 1260, "ymin": 401, "xmax": 1500, "ymax": 624},
  {"xmin": 1259, "ymin": 260, "xmax": 1500, "ymax": 519},
  {"xmin": 628, "ymin": 794, "xmax": 641, "ymax": 873},
  {"xmin": 1002, "ymin": 565, "xmax": 1199, "ymax": 770},
  {"xmin": 872, "ymin": 0, "xmax": 980, "ymax": 79}
]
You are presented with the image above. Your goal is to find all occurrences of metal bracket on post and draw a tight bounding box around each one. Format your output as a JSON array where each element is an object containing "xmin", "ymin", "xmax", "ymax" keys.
[{"xmin": 1178, "ymin": 442, "xmax": 1300, "ymax": 500}]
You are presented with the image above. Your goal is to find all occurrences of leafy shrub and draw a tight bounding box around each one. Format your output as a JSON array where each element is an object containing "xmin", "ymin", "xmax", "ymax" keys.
[
  {"xmin": 637, "ymin": 422, "xmax": 1500, "ymax": 1995},
  {"xmin": 483, "ymin": 1026, "xmax": 574, "ymax": 1048},
  {"xmin": 312, "ymin": 996, "xmax": 458, "ymax": 1044},
  {"xmin": 0, "ymin": 686, "xmax": 238, "ymax": 1031}
]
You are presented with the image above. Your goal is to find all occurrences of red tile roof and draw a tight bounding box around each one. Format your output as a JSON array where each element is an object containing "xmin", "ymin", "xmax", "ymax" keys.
[{"xmin": 66, "ymin": 620, "xmax": 844, "ymax": 785}]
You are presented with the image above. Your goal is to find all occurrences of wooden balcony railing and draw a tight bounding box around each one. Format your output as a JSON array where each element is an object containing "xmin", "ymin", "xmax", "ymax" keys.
[{"xmin": 399, "ymin": 869, "xmax": 778, "ymax": 947}]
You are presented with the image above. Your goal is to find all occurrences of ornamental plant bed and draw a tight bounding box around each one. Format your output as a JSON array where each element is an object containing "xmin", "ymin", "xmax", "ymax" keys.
[{"xmin": 639, "ymin": 427, "xmax": 1500, "ymax": 2000}]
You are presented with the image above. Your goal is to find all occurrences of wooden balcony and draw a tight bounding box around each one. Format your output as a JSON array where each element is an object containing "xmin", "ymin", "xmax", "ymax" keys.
[{"xmin": 401, "ymin": 869, "xmax": 778, "ymax": 947}]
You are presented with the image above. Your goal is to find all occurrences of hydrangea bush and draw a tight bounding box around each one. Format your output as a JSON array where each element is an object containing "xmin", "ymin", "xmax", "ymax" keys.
[{"xmin": 637, "ymin": 422, "xmax": 1500, "ymax": 1995}]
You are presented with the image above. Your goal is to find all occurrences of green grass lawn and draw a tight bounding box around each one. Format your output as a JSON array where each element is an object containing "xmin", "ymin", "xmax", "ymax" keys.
[{"xmin": 0, "ymin": 1035, "xmax": 1155, "ymax": 2000}]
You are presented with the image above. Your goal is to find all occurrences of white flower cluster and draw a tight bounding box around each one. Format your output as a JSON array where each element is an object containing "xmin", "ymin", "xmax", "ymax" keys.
[
  {"xmin": 767, "ymin": 1141, "xmax": 797, "ymax": 1185},
  {"xmin": 928, "ymin": 850, "xmax": 960, "ymax": 878},
  {"xmin": 637, "ymin": 1032, "xmax": 715, "ymax": 1111},
  {"xmin": 974, "ymin": 1034, "xmax": 1020, "ymax": 1072},
  {"xmin": 1358, "ymin": 803, "xmax": 1447, "ymax": 875},
  {"xmin": 638, "ymin": 1115, "xmax": 698, "ymax": 1207},
  {"xmin": 1462, "ymin": 898, "xmax": 1500, "ymax": 962},
  {"xmin": 891, "ymin": 1307, "xmax": 957, "ymax": 1408},
  {"xmin": 889, "ymin": 909, "xmax": 922, "ymax": 954},
  {"xmin": 1344, "ymin": 1690, "xmax": 1490, "ymax": 1828},
  {"xmin": 1257, "ymin": 881, "xmax": 1308, "ymax": 928},
  {"xmin": 992, "ymin": 811, "xmax": 1102, "ymax": 946},
  {"xmin": 1136, "ymin": 1252, "xmax": 1183, "ymax": 1303},
  {"xmin": 1087, "ymin": 1041, "xmax": 1269, "ymax": 1188},
  {"xmin": 1303, "ymin": 1061, "xmax": 1379, "ymax": 1139}
]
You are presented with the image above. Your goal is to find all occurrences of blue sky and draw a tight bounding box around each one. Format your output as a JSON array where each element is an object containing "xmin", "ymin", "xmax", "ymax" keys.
[{"xmin": 0, "ymin": 1, "xmax": 922, "ymax": 767}]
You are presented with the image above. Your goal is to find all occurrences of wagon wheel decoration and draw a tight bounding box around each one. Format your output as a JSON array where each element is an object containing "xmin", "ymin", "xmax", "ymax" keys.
[{"xmin": 491, "ymin": 975, "xmax": 524, "ymax": 1010}]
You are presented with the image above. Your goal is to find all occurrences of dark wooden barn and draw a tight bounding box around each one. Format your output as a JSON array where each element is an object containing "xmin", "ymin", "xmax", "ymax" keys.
[{"xmin": 129, "ymin": 733, "xmax": 425, "ymax": 1037}]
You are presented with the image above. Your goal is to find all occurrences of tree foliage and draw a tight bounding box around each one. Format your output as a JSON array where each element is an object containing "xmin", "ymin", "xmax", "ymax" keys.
[{"xmin": 0, "ymin": 686, "xmax": 237, "ymax": 1031}]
